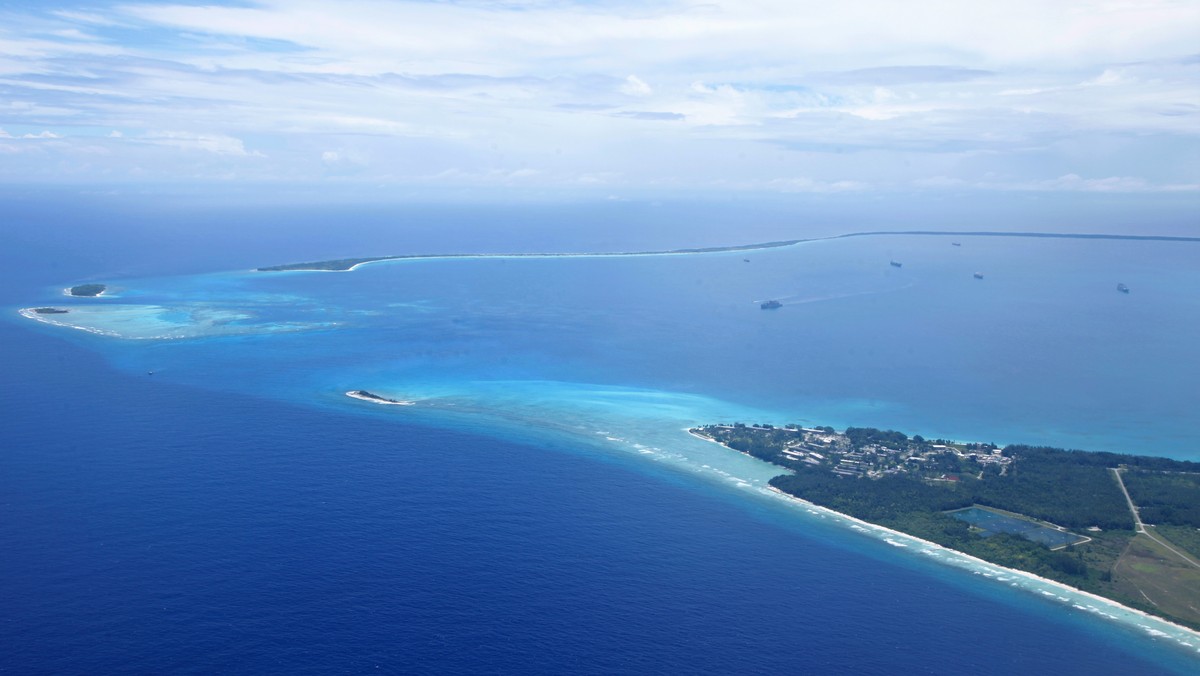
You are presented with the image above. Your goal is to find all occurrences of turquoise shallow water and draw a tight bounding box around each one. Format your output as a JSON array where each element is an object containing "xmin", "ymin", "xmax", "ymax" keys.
[
  {"xmin": 34, "ymin": 233, "xmax": 1200, "ymax": 457},
  {"xmin": 8, "ymin": 202, "xmax": 1200, "ymax": 670}
]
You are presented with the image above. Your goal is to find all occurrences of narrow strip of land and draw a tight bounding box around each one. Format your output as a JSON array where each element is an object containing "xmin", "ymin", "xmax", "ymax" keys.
[
  {"xmin": 257, "ymin": 229, "xmax": 1200, "ymax": 271},
  {"xmin": 842, "ymin": 230, "xmax": 1200, "ymax": 243},
  {"xmin": 691, "ymin": 422, "xmax": 1200, "ymax": 630},
  {"xmin": 1112, "ymin": 467, "xmax": 1147, "ymax": 533}
]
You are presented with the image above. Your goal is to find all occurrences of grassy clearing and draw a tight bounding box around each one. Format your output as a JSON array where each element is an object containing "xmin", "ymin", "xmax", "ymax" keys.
[
  {"xmin": 1112, "ymin": 531, "xmax": 1200, "ymax": 627},
  {"xmin": 1153, "ymin": 524, "xmax": 1200, "ymax": 561}
]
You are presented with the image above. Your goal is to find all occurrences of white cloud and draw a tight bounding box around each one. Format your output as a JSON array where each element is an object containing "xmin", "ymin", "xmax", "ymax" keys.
[
  {"xmin": 51, "ymin": 11, "xmax": 125, "ymax": 27},
  {"xmin": 768, "ymin": 177, "xmax": 868, "ymax": 193},
  {"xmin": 140, "ymin": 131, "xmax": 262, "ymax": 156},
  {"xmin": 116, "ymin": 1, "xmax": 1200, "ymax": 76},
  {"xmin": 0, "ymin": 1, "xmax": 1195, "ymax": 189},
  {"xmin": 0, "ymin": 128, "xmax": 62, "ymax": 139},
  {"xmin": 1086, "ymin": 68, "xmax": 1129, "ymax": 87},
  {"xmin": 913, "ymin": 176, "xmax": 969, "ymax": 189},
  {"xmin": 1032, "ymin": 173, "xmax": 1198, "ymax": 193},
  {"xmin": 915, "ymin": 173, "xmax": 1200, "ymax": 193},
  {"xmin": 418, "ymin": 167, "xmax": 544, "ymax": 184},
  {"xmin": 620, "ymin": 75, "xmax": 653, "ymax": 97},
  {"xmin": 321, "ymin": 149, "xmax": 370, "ymax": 170}
]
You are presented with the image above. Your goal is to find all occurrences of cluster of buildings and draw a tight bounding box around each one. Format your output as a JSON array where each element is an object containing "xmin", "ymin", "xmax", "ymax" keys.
[{"xmin": 721, "ymin": 424, "xmax": 1014, "ymax": 481}]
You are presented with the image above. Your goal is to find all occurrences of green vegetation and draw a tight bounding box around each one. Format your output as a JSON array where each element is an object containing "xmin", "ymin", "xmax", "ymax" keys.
[
  {"xmin": 1112, "ymin": 533, "xmax": 1200, "ymax": 627},
  {"xmin": 348, "ymin": 390, "xmax": 403, "ymax": 404},
  {"xmin": 256, "ymin": 240, "xmax": 808, "ymax": 272},
  {"xmin": 975, "ymin": 446, "xmax": 1133, "ymax": 530},
  {"xmin": 32, "ymin": 307, "xmax": 69, "ymax": 314},
  {"xmin": 258, "ymin": 257, "xmax": 399, "ymax": 272},
  {"xmin": 1154, "ymin": 524, "xmax": 1200, "ymax": 559},
  {"xmin": 692, "ymin": 423, "xmax": 1200, "ymax": 629},
  {"xmin": 844, "ymin": 426, "xmax": 910, "ymax": 448},
  {"xmin": 255, "ymin": 232, "xmax": 1200, "ymax": 273},
  {"xmin": 69, "ymin": 283, "xmax": 106, "ymax": 296},
  {"xmin": 1122, "ymin": 471, "xmax": 1200, "ymax": 527}
]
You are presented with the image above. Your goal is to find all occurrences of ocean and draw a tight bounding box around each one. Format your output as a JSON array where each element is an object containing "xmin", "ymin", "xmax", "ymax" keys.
[{"xmin": 2, "ymin": 188, "xmax": 1199, "ymax": 674}]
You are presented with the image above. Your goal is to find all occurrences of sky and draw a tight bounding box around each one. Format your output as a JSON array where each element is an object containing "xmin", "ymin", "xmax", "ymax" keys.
[{"xmin": 0, "ymin": 1, "xmax": 1198, "ymax": 196}]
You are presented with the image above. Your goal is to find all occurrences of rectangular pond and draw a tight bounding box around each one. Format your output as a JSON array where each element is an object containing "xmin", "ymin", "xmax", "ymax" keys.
[{"xmin": 950, "ymin": 507, "xmax": 1087, "ymax": 549}]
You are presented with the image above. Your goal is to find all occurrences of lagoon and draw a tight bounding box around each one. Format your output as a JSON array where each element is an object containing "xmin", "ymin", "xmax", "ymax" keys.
[{"xmin": 5, "ymin": 194, "xmax": 1200, "ymax": 672}]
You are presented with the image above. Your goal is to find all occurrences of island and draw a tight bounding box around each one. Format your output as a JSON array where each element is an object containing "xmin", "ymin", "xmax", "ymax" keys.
[
  {"xmin": 68, "ymin": 283, "xmax": 107, "ymax": 297},
  {"xmin": 345, "ymin": 390, "xmax": 414, "ymax": 406},
  {"xmin": 256, "ymin": 230, "xmax": 1200, "ymax": 273},
  {"xmin": 31, "ymin": 307, "xmax": 70, "ymax": 314},
  {"xmin": 690, "ymin": 422, "xmax": 1200, "ymax": 630},
  {"xmin": 260, "ymin": 257, "xmax": 399, "ymax": 272},
  {"xmin": 255, "ymin": 240, "xmax": 809, "ymax": 271}
]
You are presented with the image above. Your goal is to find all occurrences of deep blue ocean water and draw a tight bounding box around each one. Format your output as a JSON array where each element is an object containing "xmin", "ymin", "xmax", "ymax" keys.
[{"xmin": 3, "ymin": 189, "xmax": 1199, "ymax": 674}]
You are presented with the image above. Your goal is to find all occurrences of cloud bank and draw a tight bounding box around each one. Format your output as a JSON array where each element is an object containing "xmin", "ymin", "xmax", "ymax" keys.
[{"xmin": 0, "ymin": 1, "xmax": 1195, "ymax": 193}]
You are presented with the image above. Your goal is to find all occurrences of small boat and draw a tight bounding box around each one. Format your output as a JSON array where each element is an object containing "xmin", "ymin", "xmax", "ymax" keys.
[
  {"xmin": 743, "ymin": 258, "xmax": 750, "ymax": 263},
  {"xmin": 890, "ymin": 260, "xmax": 903, "ymax": 268},
  {"xmin": 951, "ymin": 242, "xmax": 962, "ymax": 247},
  {"xmin": 1117, "ymin": 283, "xmax": 1130, "ymax": 294},
  {"xmin": 760, "ymin": 300, "xmax": 782, "ymax": 310},
  {"xmin": 973, "ymin": 272, "xmax": 984, "ymax": 280}
]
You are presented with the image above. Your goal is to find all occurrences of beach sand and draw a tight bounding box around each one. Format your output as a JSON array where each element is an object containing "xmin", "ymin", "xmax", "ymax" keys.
[
  {"xmin": 345, "ymin": 390, "xmax": 415, "ymax": 406},
  {"xmin": 687, "ymin": 426, "xmax": 1200, "ymax": 651}
]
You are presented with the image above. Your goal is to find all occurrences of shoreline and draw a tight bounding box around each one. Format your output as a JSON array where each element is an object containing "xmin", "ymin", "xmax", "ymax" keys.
[
  {"xmin": 345, "ymin": 390, "xmax": 415, "ymax": 406},
  {"xmin": 256, "ymin": 248, "xmax": 787, "ymax": 273},
  {"xmin": 768, "ymin": 485, "xmax": 1200, "ymax": 643},
  {"xmin": 763, "ymin": 485, "xmax": 1200, "ymax": 644},
  {"xmin": 17, "ymin": 307, "xmax": 121, "ymax": 338},
  {"xmin": 256, "ymin": 229, "xmax": 1200, "ymax": 273},
  {"xmin": 63, "ymin": 287, "xmax": 107, "ymax": 298},
  {"xmin": 686, "ymin": 427, "xmax": 1200, "ymax": 650}
]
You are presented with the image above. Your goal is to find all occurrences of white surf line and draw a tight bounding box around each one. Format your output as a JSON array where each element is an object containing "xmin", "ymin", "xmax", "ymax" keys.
[
  {"xmin": 257, "ymin": 238, "xmax": 826, "ymax": 273},
  {"xmin": 345, "ymin": 390, "xmax": 416, "ymax": 406},
  {"xmin": 62, "ymin": 287, "xmax": 108, "ymax": 297},
  {"xmin": 759, "ymin": 484, "xmax": 1200, "ymax": 649},
  {"xmin": 258, "ymin": 229, "xmax": 1200, "ymax": 275},
  {"xmin": 17, "ymin": 308, "xmax": 122, "ymax": 338},
  {"xmin": 690, "ymin": 429, "xmax": 1200, "ymax": 649}
]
